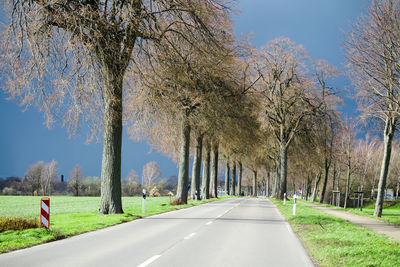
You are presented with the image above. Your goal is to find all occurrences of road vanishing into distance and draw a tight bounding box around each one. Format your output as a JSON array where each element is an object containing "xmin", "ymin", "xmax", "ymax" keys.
[{"xmin": 0, "ymin": 198, "xmax": 314, "ymax": 267}]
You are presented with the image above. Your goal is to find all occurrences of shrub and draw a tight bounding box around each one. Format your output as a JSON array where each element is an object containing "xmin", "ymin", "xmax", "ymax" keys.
[
  {"xmin": 149, "ymin": 187, "xmax": 160, "ymax": 197},
  {"xmin": 0, "ymin": 217, "xmax": 38, "ymax": 232}
]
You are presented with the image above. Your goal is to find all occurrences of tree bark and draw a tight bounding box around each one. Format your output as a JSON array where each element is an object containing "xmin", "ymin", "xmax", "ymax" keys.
[
  {"xmin": 311, "ymin": 172, "xmax": 321, "ymax": 202},
  {"xmin": 99, "ymin": 68, "xmax": 123, "ymax": 214},
  {"xmin": 320, "ymin": 158, "xmax": 331, "ymax": 203},
  {"xmin": 344, "ymin": 167, "xmax": 351, "ymax": 209},
  {"xmin": 174, "ymin": 116, "xmax": 191, "ymax": 204},
  {"xmin": 278, "ymin": 143, "xmax": 288, "ymax": 199},
  {"xmin": 202, "ymin": 141, "xmax": 211, "ymax": 199},
  {"xmin": 209, "ymin": 143, "xmax": 219, "ymax": 198},
  {"xmin": 191, "ymin": 134, "xmax": 203, "ymax": 200},
  {"xmin": 225, "ymin": 161, "xmax": 230, "ymax": 195},
  {"xmin": 252, "ymin": 170, "xmax": 257, "ymax": 196},
  {"xmin": 374, "ymin": 118, "xmax": 395, "ymax": 217},
  {"xmin": 231, "ymin": 161, "xmax": 236, "ymax": 195},
  {"xmin": 238, "ymin": 162, "xmax": 243, "ymax": 196},
  {"xmin": 272, "ymin": 164, "xmax": 280, "ymax": 197}
]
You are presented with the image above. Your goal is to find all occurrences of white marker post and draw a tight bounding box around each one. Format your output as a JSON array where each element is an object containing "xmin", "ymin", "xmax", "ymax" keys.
[
  {"xmin": 293, "ymin": 195, "xmax": 297, "ymax": 216},
  {"xmin": 284, "ymin": 193, "xmax": 286, "ymax": 205},
  {"xmin": 142, "ymin": 189, "xmax": 146, "ymax": 214}
]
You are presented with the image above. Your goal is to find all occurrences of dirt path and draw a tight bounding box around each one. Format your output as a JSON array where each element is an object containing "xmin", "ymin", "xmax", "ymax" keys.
[{"xmin": 302, "ymin": 202, "xmax": 400, "ymax": 242}]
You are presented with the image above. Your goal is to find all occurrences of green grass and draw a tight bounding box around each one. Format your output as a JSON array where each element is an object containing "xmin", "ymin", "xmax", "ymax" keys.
[
  {"xmin": 271, "ymin": 198, "xmax": 400, "ymax": 267},
  {"xmin": 0, "ymin": 195, "xmax": 228, "ymax": 253},
  {"xmin": 348, "ymin": 201, "xmax": 400, "ymax": 226},
  {"xmin": 301, "ymin": 199, "xmax": 400, "ymax": 226}
]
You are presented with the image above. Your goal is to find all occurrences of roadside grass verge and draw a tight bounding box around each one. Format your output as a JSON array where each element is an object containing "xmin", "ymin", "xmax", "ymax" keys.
[
  {"xmin": 344, "ymin": 201, "xmax": 400, "ymax": 226},
  {"xmin": 0, "ymin": 195, "xmax": 229, "ymax": 253},
  {"xmin": 300, "ymin": 199, "xmax": 400, "ymax": 226},
  {"xmin": 271, "ymin": 198, "xmax": 400, "ymax": 267}
]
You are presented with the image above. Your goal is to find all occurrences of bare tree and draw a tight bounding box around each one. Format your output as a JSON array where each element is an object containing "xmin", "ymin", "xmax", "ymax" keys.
[
  {"xmin": 123, "ymin": 170, "xmax": 141, "ymax": 196},
  {"xmin": 126, "ymin": 169, "xmax": 140, "ymax": 184},
  {"xmin": 254, "ymin": 37, "xmax": 319, "ymax": 200},
  {"xmin": 1, "ymin": 0, "xmax": 232, "ymax": 214},
  {"xmin": 41, "ymin": 160, "xmax": 58, "ymax": 196},
  {"xmin": 24, "ymin": 161, "xmax": 45, "ymax": 195},
  {"xmin": 338, "ymin": 119, "xmax": 358, "ymax": 209},
  {"xmin": 68, "ymin": 164, "xmax": 83, "ymax": 196},
  {"xmin": 142, "ymin": 161, "xmax": 161, "ymax": 192},
  {"xmin": 345, "ymin": 0, "xmax": 400, "ymax": 216}
]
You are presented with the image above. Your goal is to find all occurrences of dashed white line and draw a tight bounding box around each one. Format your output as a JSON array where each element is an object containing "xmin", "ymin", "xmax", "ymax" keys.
[
  {"xmin": 206, "ymin": 221, "xmax": 213, "ymax": 225},
  {"xmin": 184, "ymin": 232, "xmax": 196, "ymax": 240},
  {"xmin": 137, "ymin": 255, "xmax": 161, "ymax": 267}
]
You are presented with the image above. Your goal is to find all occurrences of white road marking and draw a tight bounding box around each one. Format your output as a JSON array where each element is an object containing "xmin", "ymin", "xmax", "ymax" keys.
[
  {"xmin": 137, "ymin": 255, "xmax": 161, "ymax": 267},
  {"xmin": 206, "ymin": 221, "xmax": 213, "ymax": 225},
  {"xmin": 286, "ymin": 223, "xmax": 294, "ymax": 234},
  {"xmin": 184, "ymin": 232, "xmax": 196, "ymax": 240}
]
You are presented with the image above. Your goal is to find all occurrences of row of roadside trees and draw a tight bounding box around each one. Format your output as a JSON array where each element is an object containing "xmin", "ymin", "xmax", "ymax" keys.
[{"xmin": 1, "ymin": 0, "xmax": 399, "ymax": 217}]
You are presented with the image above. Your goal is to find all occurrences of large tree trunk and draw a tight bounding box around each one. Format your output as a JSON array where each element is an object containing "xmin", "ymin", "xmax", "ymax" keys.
[
  {"xmin": 252, "ymin": 170, "xmax": 257, "ymax": 196},
  {"xmin": 278, "ymin": 143, "xmax": 288, "ymax": 199},
  {"xmin": 99, "ymin": 68, "xmax": 123, "ymax": 214},
  {"xmin": 225, "ymin": 161, "xmax": 230, "ymax": 195},
  {"xmin": 311, "ymin": 172, "xmax": 321, "ymax": 202},
  {"xmin": 209, "ymin": 143, "xmax": 219, "ymax": 198},
  {"xmin": 191, "ymin": 134, "xmax": 203, "ymax": 200},
  {"xmin": 320, "ymin": 158, "xmax": 331, "ymax": 203},
  {"xmin": 238, "ymin": 162, "xmax": 243, "ymax": 196},
  {"xmin": 202, "ymin": 141, "xmax": 211, "ymax": 199},
  {"xmin": 266, "ymin": 171, "xmax": 270, "ymax": 197},
  {"xmin": 174, "ymin": 116, "xmax": 191, "ymax": 204},
  {"xmin": 231, "ymin": 162, "xmax": 236, "ymax": 195},
  {"xmin": 374, "ymin": 119, "xmax": 395, "ymax": 217}
]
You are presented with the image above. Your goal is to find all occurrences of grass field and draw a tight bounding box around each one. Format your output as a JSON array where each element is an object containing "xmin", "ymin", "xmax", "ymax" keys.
[
  {"xmin": 0, "ymin": 195, "xmax": 227, "ymax": 253},
  {"xmin": 272, "ymin": 199, "xmax": 400, "ymax": 267}
]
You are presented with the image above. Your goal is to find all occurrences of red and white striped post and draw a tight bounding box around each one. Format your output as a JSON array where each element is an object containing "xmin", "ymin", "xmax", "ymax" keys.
[{"xmin": 40, "ymin": 197, "xmax": 50, "ymax": 229}]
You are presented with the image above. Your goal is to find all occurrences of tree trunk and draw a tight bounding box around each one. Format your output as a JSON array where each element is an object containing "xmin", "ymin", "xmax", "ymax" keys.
[
  {"xmin": 396, "ymin": 177, "xmax": 400, "ymax": 200},
  {"xmin": 231, "ymin": 162, "xmax": 236, "ymax": 195},
  {"xmin": 209, "ymin": 143, "xmax": 219, "ymax": 198},
  {"xmin": 238, "ymin": 162, "xmax": 243, "ymax": 196},
  {"xmin": 191, "ymin": 134, "xmax": 203, "ymax": 200},
  {"xmin": 99, "ymin": 68, "xmax": 123, "ymax": 214},
  {"xmin": 311, "ymin": 173, "xmax": 321, "ymax": 202},
  {"xmin": 202, "ymin": 141, "xmax": 211, "ymax": 199},
  {"xmin": 305, "ymin": 176, "xmax": 311, "ymax": 200},
  {"xmin": 174, "ymin": 116, "xmax": 191, "ymax": 204},
  {"xmin": 331, "ymin": 165, "xmax": 337, "ymax": 204},
  {"xmin": 374, "ymin": 119, "xmax": 395, "ymax": 217},
  {"xmin": 320, "ymin": 158, "xmax": 331, "ymax": 203},
  {"xmin": 266, "ymin": 171, "xmax": 270, "ymax": 197},
  {"xmin": 278, "ymin": 143, "xmax": 288, "ymax": 199},
  {"xmin": 344, "ymin": 167, "xmax": 351, "ymax": 209},
  {"xmin": 252, "ymin": 170, "xmax": 257, "ymax": 197},
  {"xmin": 225, "ymin": 161, "xmax": 230, "ymax": 195},
  {"xmin": 272, "ymin": 164, "xmax": 280, "ymax": 197}
]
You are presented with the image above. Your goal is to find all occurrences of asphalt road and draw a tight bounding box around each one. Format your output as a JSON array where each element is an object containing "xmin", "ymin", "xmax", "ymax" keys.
[{"xmin": 0, "ymin": 197, "xmax": 314, "ymax": 267}]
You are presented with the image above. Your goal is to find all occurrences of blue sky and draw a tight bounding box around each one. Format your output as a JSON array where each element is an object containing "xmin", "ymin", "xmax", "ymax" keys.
[{"xmin": 0, "ymin": 1, "xmax": 370, "ymax": 179}]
